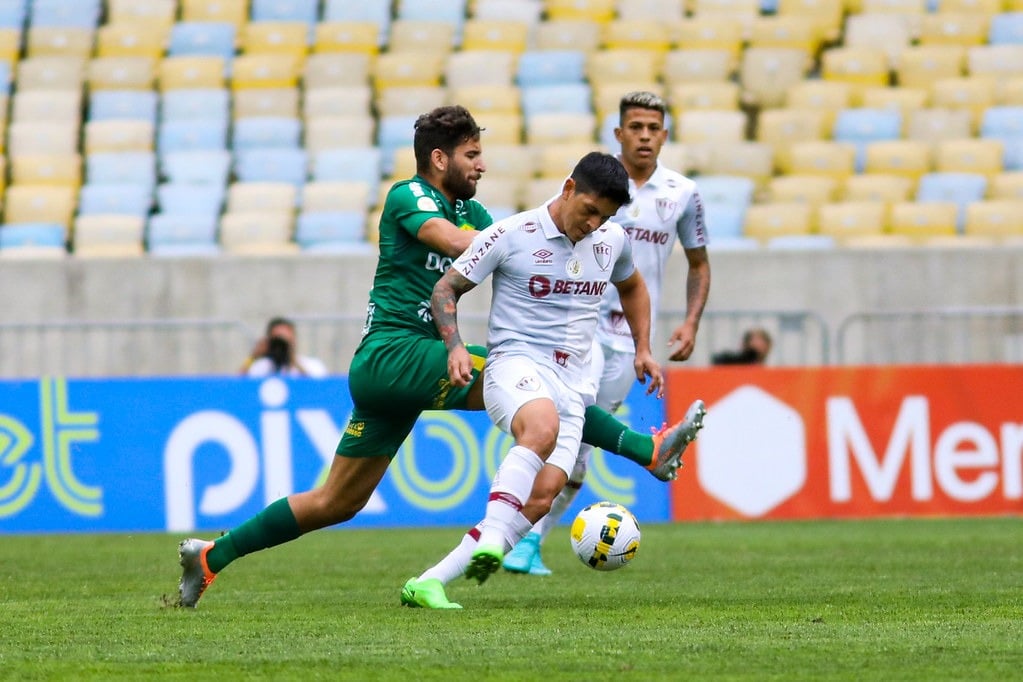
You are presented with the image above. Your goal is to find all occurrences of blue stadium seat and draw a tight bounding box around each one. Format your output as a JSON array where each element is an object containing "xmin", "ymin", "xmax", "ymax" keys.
[
  {"xmin": 916, "ymin": 172, "xmax": 988, "ymax": 231},
  {"xmin": 86, "ymin": 152, "xmax": 157, "ymax": 192},
  {"xmin": 147, "ymin": 214, "xmax": 221, "ymax": 256},
  {"xmin": 156, "ymin": 183, "xmax": 226, "ymax": 217},
  {"xmin": 376, "ymin": 114, "xmax": 419, "ymax": 176},
  {"xmin": 322, "ymin": 0, "xmax": 392, "ymax": 45},
  {"xmin": 397, "ymin": 0, "xmax": 467, "ymax": 42},
  {"xmin": 980, "ymin": 106, "xmax": 1023, "ymax": 171},
  {"xmin": 29, "ymin": 0, "xmax": 100, "ymax": 28},
  {"xmin": 0, "ymin": 0, "xmax": 26, "ymax": 29},
  {"xmin": 160, "ymin": 149, "xmax": 232, "ymax": 185},
  {"xmin": 516, "ymin": 50, "xmax": 586, "ymax": 87},
  {"xmin": 234, "ymin": 148, "xmax": 308, "ymax": 185},
  {"xmin": 0, "ymin": 222, "xmax": 66, "ymax": 249},
  {"xmin": 833, "ymin": 108, "xmax": 903, "ymax": 172},
  {"xmin": 232, "ymin": 116, "xmax": 302, "ymax": 150},
  {"xmin": 295, "ymin": 210, "xmax": 370, "ymax": 252},
  {"xmin": 988, "ymin": 13, "xmax": 1023, "ymax": 45},
  {"xmin": 251, "ymin": 0, "xmax": 319, "ymax": 25},
  {"xmin": 78, "ymin": 183, "xmax": 153, "ymax": 218},
  {"xmin": 702, "ymin": 202, "xmax": 750, "ymax": 242},
  {"xmin": 695, "ymin": 175, "xmax": 757, "ymax": 207},
  {"xmin": 89, "ymin": 90, "xmax": 159, "ymax": 124},
  {"xmin": 158, "ymin": 119, "xmax": 229, "ymax": 154},
  {"xmin": 313, "ymin": 147, "xmax": 383, "ymax": 185},
  {"xmin": 521, "ymin": 83, "xmax": 592, "ymax": 118},
  {"xmin": 161, "ymin": 88, "xmax": 231, "ymax": 123},
  {"xmin": 168, "ymin": 22, "xmax": 237, "ymax": 62},
  {"xmin": 0, "ymin": 60, "xmax": 12, "ymax": 95}
]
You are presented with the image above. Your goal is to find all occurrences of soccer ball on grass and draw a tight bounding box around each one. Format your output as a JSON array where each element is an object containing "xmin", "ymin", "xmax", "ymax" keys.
[{"xmin": 569, "ymin": 501, "xmax": 641, "ymax": 571}]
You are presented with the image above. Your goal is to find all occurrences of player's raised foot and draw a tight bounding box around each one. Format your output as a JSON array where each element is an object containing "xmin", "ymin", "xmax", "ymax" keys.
[
  {"xmin": 401, "ymin": 577, "xmax": 463, "ymax": 609},
  {"xmin": 503, "ymin": 533, "xmax": 552, "ymax": 576},
  {"xmin": 465, "ymin": 544, "xmax": 503, "ymax": 584},
  {"xmin": 177, "ymin": 538, "xmax": 216, "ymax": 608},
  {"xmin": 647, "ymin": 399, "xmax": 707, "ymax": 482}
]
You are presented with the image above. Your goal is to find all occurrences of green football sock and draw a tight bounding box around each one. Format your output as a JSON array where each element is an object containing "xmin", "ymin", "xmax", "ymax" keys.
[
  {"xmin": 206, "ymin": 497, "xmax": 302, "ymax": 574},
  {"xmin": 582, "ymin": 404, "xmax": 654, "ymax": 466}
]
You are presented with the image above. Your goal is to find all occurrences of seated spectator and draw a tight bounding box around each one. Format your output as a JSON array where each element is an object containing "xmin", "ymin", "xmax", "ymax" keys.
[
  {"xmin": 711, "ymin": 327, "xmax": 772, "ymax": 365},
  {"xmin": 241, "ymin": 316, "xmax": 328, "ymax": 377}
]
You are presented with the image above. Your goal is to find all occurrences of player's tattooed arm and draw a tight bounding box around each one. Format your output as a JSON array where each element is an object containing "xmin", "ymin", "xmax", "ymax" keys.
[{"xmin": 431, "ymin": 268, "xmax": 477, "ymax": 352}]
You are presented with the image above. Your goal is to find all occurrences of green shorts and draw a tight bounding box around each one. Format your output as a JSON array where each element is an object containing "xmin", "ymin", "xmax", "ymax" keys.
[{"xmin": 336, "ymin": 332, "xmax": 487, "ymax": 459}]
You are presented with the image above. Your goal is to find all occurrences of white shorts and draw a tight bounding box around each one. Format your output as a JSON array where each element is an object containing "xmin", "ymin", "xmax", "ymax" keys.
[
  {"xmin": 483, "ymin": 352, "xmax": 587, "ymax": 477},
  {"xmin": 589, "ymin": 339, "xmax": 637, "ymax": 413}
]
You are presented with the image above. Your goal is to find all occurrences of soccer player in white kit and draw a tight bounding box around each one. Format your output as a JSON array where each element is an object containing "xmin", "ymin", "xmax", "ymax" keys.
[
  {"xmin": 504, "ymin": 91, "xmax": 712, "ymax": 576},
  {"xmin": 401, "ymin": 152, "xmax": 660, "ymax": 608}
]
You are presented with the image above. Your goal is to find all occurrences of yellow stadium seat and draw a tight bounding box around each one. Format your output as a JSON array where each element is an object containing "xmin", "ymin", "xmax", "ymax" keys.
[
  {"xmin": 475, "ymin": 112, "xmax": 524, "ymax": 144},
  {"xmin": 776, "ymin": 0, "xmax": 845, "ymax": 43},
  {"xmin": 72, "ymin": 215, "xmax": 145, "ymax": 258},
  {"xmin": 95, "ymin": 23, "xmax": 169, "ymax": 59},
  {"xmin": 704, "ymin": 142, "xmax": 775, "ymax": 189},
  {"xmin": 896, "ymin": 46, "xmax": 966, "ymax": 89},
  {"xmin": 661, "ymin": 48, "xmax": 736, "ymax": 83},
  {"xmin": 670, "ymin": 17, "xmax": 744, "ymax": 60},
  {"xmin": 533, "ymin": 19, "xmax": 602, "ymax": 52},
  {"xmin": 989, "ymin": 172, "xmax": 1023, "ymax": 200},
  {"xmin": 888, "ymin": 201, "xmax": 958, "ymax": 239},
  {"xmin": 785, "ymin": 80, "xmax": 853, "ymax": 130},
  {"xmin": 158, "ymin": 56, "xmax": 226, "ymax": 91},
  {"xmin": 231, "ymin": 54, "xmax": 302, "ymax": 89},
  {"xmin": 748, "ymin": 15, "xmax": 820, "ymax": 56},
  {"xmin": 314, "ymin": 21, "xmax": 380, "ymax": 55},
  {"xmin": 929, "ymin": 77, "xmax": 995, "ymax": 133},
  {"xmin": 3, "ymin": 184, "xmax": 77, "ymax": 227},
  {"xmin": 301, "ymin": 181, "xmax": 372, "ymax": 213},
  {"xmin": 0, "ymin": 27, "xmax": 19, "ymax": 64},
  {"xmin": 843, "ymin": 14, "xmax": 912, "ymax": 70},
  {"xmin": 387, "ymin": 20, "xmax": 456, "ymax": 54},
  {"xmin": 462, "ymin": 19, "xmax": 530, "ymax": 52},
  {"xmin": 743, "ymin": 202, "xmax": 815, "ymax": 242},
  {"xmin": 106, "ymin": 0, "xmax": 177, "ymax": 28},
  {"xmin": 181, "ymin": 0, "xmax": 249, "ymax": 31},
  {"xmin": 669, "ymin": 81, "xmax": 741, "ymax": 112},
  {"xmin": 544, "ymin": 0, "xmax": 616, "ymax": 22},
  {"xmin": 375, "ymin": 85, "xmax": 447, "ymax": 117},
  {"xmin": 690, "ymin": 0, "xmax": 761, "ymax": 40},
  {"xmin": 12, "ymin": 90, "xmax": 82, "ymax": 123},
  {"xmin": 87, "ymin": 57, "xmax": 157, "ymax": 91},
  {"xmin": 787, "ymin": 141, "xmax": 857, "ymax": 180},
  {"xmin": 767, "ymin": 175, "xmax": 839, "ymax": 205},
  {"xmin": 220, "ymin": 211, "xmax": 299, "ymax": 255},
  {"xmin": 241, "ymin": 21, "xmax": 309, "ymax": 60},
  {"xmin": 8, "ymin": 121, "xmax": 79, "ymax": 156},
  {"xmin": 821, "ymin": 47, "xmax": 891, "ymax": 101},
  {"xmin": 938, "ymin": 0, "xmax": 1002, "ymax": 13},
  {"xmin": 449, "ymin": 84, "xmax": 522, "ymax": 115},
  {"xmin": 303, "ymin": 86, "xmax": 373, "ymax": 118},
  {"xmin": 858, "ymin": 87, "xmax": 928, "ymax": 127},
  {"xmin": 26, "ymin": 26, "xmax": 93, "ymax": 59},
  {"xmin": 234, "ymin": 87, "xmax": 301, "ymax": 118},
  {"xmin": 523, "ymin": 177, "xmax": 569, "ymax": 207},
  {"xmin": 934, "ymin": 138, "xmax": 1004, "ymax": 176},
  {"xmin": 842, "ymin": 173, "xmax": 916, "ymax": 203},
  {"xmin": 446, "ymin": 50, "xmax": 517, "ymax": 88},
  {"xmin": 967, "ymin": 45, "xmax": 1023, "ymax": 79},
  {"xmin": 601, "ymin": 19, "xmax": 671, "ymax": 52},
  {"xmin": 481, "ymin": 143, "xmax": 536, "ymax": 180},
  {"xmin": 16, "ymin": 57, "xmax": 86, "ymax": 91},
  {"xmin": 387, "ymin": 147, "xmax": 417, "ymax": 182},
  {"xmin": 83, "ymin": 120, "xmax": 154, "ymax": 153},
  {"xmin": 739, "ymin": 47, "xmax": 811, "ymax": 108},
  {"xmin": 303, "ymin": 53, "xmax": 371, "ymax": 89},
  {"xmin": 586, "ymin": 49, "xmax": 660, "ymax": 86},
  {"xmin": 615, "ymin": 0, "xmax": 685, "ymax": 21},
  {"xmin": 10, "ymin": 154, "xmax": 82, "ymax": 187},
  {"xmin": 676, "ymin": 109, "xmax": 747, "ymax": 144},
  {"xmin": 474, "ymin": 176, "xmax": 523, "ymax": 212},
  {"xmin": 304, "ymin": 116, "xmax": 375, "ymax": 151},
  {"xmin": 905, "ymin": 107, "xmax": 973, "ymax": 149},
  {"xmin": 755, "ymin": 108, "xmax": 830, "ymax": 173},
  {"xmin": 964, "ymin": 200, "xmax": 1023, "ymax": 240},
  {"xmin": 227, "ymin": 181, "xmax": 296, "ymax": 213},
  {"xmin": 372, "ymin": 52, "xmax": 445, "ymax": 90},
  {"xmin": 918, "ymin": 13, "xmax": 989, "ymax": 46},
  {"xmin": 996, "ymin": 77, "xmax": 1023, "ymax": 106},
  {"xmin": 526, "ymin": 112, "xmax": 598, "ymax": 145},
  {"xmin": 863, "ymin": 140, "xmax": 932, "ymax": 183},
  {"xmin": 536, "ymin": 142, "xmax": 605, "ymax": 179},
  {"xmin": 816, "ymin": 201, "xmax": 888, "ymax": 242},
  {"xmin": 860, "ymin": 0, "xmax": 927, "ymax": 14}
]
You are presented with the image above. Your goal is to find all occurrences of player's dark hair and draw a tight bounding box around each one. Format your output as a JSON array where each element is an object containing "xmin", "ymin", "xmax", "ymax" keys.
[
  {"xmin": 570, "ymin": 152, "xmax": 631, "ymax": 207},
  {"xmin": 619, "ymin": 91, "xmax": 668, "ymax": 126},
  {"xmin": 413, "ymin": 105, "xmax": 482, "ymax": 173},
  {"xmin": 265, "ymin": 316, "xmax": 294, "ymax": 336}
]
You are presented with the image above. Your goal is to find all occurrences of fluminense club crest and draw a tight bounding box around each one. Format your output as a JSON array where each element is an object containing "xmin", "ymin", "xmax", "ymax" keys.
[{"xmin": 592, "ymin": 241, "xmax": 612, "ymax": 271}]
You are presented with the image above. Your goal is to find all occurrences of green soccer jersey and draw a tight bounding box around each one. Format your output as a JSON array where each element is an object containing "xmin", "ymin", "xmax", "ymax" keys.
[{"xmin": 361, "ymin": 175, "xmax": 493, "ymax": 339}]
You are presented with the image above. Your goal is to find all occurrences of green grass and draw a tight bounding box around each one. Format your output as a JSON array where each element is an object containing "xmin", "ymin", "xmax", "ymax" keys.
[{"xmin": 1, "ymin": 518, "xmax": 1021, "ymax": 681}]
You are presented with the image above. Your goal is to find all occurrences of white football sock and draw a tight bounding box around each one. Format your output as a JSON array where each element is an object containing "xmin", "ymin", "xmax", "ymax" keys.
[
  {"xmin": 419, "ymin": 523, "xmax": 482, "ymax": 585},
  {"xmin": 477, "ymin": 445, "xmax": 543, "ymax": 550}
]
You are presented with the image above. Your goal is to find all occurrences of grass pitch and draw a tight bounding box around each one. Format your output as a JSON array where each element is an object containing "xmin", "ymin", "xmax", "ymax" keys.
[{"xmin": 1, "ymin": 517, "xmax": 1020, "ymax": 681}]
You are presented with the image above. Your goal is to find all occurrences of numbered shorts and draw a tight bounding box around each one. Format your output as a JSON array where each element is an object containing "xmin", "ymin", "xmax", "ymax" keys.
[
  {"xmin": 337, "ymin": 333, "xmax": 486, "ymax": 458},
  {"xmin": 483, "ymin": 352, "xmax": 587, "ymax": 477}
]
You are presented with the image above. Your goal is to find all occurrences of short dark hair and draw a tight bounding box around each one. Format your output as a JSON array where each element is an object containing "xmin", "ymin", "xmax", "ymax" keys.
[
  {"xmin": 265, "ymin": 316, "xmax": 294, "ymax": 336},
  {"xmin": 413, "ymin": 105, "xmax": 482, "ymax": 173},
  {"xmin": 570, "ymin": 152, "xmax": 631, "ymax": 207},
  {"xmin": 619, "ymin": 90, "xmax": 668, "ymax": 126}
]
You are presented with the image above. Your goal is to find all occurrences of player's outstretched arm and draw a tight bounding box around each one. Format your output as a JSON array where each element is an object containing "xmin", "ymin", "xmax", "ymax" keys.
[
  {"xmin": 431, "ymin": 267, "xmax": 479, "ymax": 387},
  {"xmin": 417, "ymin": 216, "xmax": 477, "ymax": 258},
  {"xmin": 668, "ymin": 245, "xmax": 711, "ymax": 362}
]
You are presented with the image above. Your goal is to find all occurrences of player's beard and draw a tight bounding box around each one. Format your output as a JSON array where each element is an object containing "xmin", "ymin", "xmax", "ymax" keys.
[{"xmin": 445, "ymin": 165, "xmax": 477, "ymax": 201}]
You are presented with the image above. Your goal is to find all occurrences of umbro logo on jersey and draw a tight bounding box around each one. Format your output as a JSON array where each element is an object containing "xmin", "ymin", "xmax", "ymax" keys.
[{"xmin": 532, "ymin": 249, "xmax": 553, "ymax": 264}]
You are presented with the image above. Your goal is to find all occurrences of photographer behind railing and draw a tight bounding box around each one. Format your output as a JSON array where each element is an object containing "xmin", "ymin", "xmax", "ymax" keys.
[
  {"xmin": 711, "ymin": 327, "xmax": 773, "ymax": 366},
  {"xmin": 241, "ymin": 316, "xmax": 328, "ymax": 378}
]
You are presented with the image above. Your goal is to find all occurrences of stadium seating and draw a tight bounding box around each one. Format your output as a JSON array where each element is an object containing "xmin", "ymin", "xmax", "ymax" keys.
[{"xmin": 146, "ymin": 213, "xmax": 221, "ymax": 256}]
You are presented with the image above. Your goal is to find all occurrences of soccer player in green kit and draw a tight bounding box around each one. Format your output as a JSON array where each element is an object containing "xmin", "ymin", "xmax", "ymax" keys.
[{"xmin": 176, "ymin": 106, "xmax": 698, "ymax": 608}]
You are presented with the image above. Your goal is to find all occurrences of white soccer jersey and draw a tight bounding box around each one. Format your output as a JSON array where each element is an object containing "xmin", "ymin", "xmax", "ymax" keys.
[
  {"xmin": 596, "ymin": 161, "xmax": 708, "ymax": 352},
  {"xmin": 452, "ymin": 201, "xmax": 636, "ymax": 393}
]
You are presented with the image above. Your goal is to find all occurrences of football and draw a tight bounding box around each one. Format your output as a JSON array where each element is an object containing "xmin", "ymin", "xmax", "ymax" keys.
[{"xmin": 569, "ymin": 501, "xmax": 641, "ymax": 571}]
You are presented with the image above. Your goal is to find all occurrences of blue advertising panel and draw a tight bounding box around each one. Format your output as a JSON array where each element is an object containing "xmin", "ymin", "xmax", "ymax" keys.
[{"xmin": 0, "ymin": 376, "xmax": 670, "ymax": 534}]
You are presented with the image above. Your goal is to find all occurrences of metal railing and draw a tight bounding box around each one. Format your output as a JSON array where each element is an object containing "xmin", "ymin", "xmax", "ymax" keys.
[{"xmin": 664, "ymin": 309, "xmax": 831, "ymax": 366}]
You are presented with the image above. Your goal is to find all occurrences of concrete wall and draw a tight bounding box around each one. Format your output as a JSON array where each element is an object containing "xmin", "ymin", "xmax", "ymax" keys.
[{"xmin": 3, "ymin": 244, "xmax": 1022, "ymax": 376}]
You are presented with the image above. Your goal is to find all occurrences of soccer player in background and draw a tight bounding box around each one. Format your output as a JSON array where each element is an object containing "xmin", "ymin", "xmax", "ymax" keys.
[
  {"xmin": 176, "ymin": 107, "xmax": 700, "ymax": 608},
  {"xmin": 503, "ymin": 91, "xmax": 711, "ymax": 576}
]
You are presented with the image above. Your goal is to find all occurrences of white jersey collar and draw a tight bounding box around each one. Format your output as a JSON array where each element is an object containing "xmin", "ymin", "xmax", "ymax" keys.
[{"xmin": 537, "ymin": 198, "xmax": 566, "ymax": 240}]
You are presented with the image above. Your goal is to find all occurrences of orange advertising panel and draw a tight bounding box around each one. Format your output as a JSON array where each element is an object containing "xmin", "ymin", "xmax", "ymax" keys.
[{"xmin": 668, "ymin": 366, "xmax": 1023, "ymax": 521}]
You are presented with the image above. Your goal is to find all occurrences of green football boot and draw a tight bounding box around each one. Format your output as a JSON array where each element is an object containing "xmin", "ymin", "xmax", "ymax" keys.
[{"xmin": 401, "ymin": 577, "xmax": 462, "ymax": 609}]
